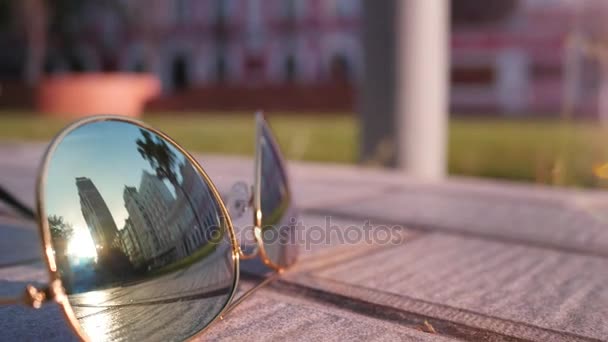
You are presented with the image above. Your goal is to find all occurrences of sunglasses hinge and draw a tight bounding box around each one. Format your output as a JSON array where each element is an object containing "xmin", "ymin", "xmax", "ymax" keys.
[{"xmin": 22, "ymin": 279, "xmax": 64, "ymax": 309}]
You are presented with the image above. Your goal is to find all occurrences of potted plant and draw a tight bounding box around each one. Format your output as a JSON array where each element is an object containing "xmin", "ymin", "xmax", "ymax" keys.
[{"xmin": 17, "ymin": 0, "xmax": 160, "ymax": 118}]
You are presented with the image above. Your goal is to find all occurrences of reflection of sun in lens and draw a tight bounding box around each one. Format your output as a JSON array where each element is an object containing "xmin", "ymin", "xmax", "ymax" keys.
[
  {"xmin": 74, "ymin": 290, "xmax": 111, "ymax": 342},
  {"xmin": 67, "ymin": 229, "xmax": 98, "ymax": 259}
]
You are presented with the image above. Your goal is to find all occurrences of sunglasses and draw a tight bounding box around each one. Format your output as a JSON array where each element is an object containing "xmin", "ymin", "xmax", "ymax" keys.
[{"xmin": 0, "ymin": 112, "xmax": 298, "ymax": 341}]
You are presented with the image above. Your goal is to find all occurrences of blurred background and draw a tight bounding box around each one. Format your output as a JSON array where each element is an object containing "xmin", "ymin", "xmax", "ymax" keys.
[{"xmin": 1, "ymin": 0, "xmax": 608, "ymax": 187}]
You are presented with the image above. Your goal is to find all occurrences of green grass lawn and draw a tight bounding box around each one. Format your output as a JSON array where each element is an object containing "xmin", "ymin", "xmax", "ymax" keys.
[{"xmin": 2, "ymin": 111, "xmax": 608, "ymax": 188}]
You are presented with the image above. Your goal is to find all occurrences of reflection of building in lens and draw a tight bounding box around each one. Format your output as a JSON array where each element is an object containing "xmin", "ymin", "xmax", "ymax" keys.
[
  {"xmin": 138, "ymin": 171, "xmax": 176, "ymax": 246},
  {"xmin": 119, "ymin": 218, "xmax": 145, "ymax": 268},
  {"xmin": 261, "ymin": 139, "xmax": 288, "ymax": 222},
  {"xmin": 123, "ymin": 184, "xmax": 164, "ymax": 265},
  {"xmin": 76, "ymin": 177, "xmax": 119, "ymax": 249},
  {"xmin": 170, "ymin": 162, "xmax": 221, "ymax": 257},
  {"xmin": 259, "ymin": 127, "xmax": 298, "ymax": 268},
  {"xmin": 118, "ymin": 164, "xmax": 223, "ymax": 270}
]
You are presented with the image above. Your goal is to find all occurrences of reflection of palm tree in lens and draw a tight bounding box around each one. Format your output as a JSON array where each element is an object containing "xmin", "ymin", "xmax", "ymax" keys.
[
  {"xmin": 136, "ymin": 130, "xmax": 179, "ymax": 187},
  {"xmin": 49, "ymin": 214, "xmax": 74, "ymax": 243},
  {"xmin": 135, "ymin": 129, "xmax": 204, "ymax": 246}
]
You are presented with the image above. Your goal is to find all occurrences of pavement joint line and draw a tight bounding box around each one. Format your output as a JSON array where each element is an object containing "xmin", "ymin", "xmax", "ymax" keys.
[{"xmin": 272, "ymin": 275, "xmax": 601, "ymax": 342}]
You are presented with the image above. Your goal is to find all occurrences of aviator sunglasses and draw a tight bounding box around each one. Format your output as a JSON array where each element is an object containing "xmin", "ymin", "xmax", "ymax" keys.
[{"xmin": 0, "ymin": 112, "xmax": 298, "ymax": 341}]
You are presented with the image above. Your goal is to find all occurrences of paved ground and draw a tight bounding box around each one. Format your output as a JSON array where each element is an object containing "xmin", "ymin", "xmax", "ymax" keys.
[{"xmin": 1, "ymin": 142, "xmax": 608, "ymax": 341}]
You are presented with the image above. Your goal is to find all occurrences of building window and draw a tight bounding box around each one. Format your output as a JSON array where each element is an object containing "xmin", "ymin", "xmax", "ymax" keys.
[
  {"xmin": 582, "ymin": 58, "xmax": 600, "ymax": 91},
  {"xmin": 330, "ymin": 54, "xmax": 350, "ymax": 82},
  {"xmin": 216, "ymin": 56, "xmax": 227, "ymax": 83},
  {"xmin": 174, "ymin": 0, "xmax": 188, "ymax": 23},
  {"xmin": 215, "ymin": 0, "xmax": 228, "ymax": 23},
  {"xmin": 171, "ymin": 55, "xmax": 188, "ymax": 91},
  {"xmin": 44, "ymin": 55, "xmax": 61, "ymax": 74},
  {"xmin": 281, "ymin": 0, "xmax": 308, "ymax": 19},
  {"xmin": 334, "ymin": 0, "xmax": 359, "ymax": 18},
  {"xmin": 68, "ymin": 55, "xmax": 86, "ymax": 72},
  {"xmin": 451, "ymin": 66, "xmax": 495, "ymax": 85},
  {"xmin": 285, "ymin": 55, "xmax": 296, "ymax": 82},
  {"xmin": 132, "ymin": 60, "xmax": 146, "ymax": 73},
  {"xmin": 284, "ymin": 0, "xmax": 296, "ymax": 19},
  {"xmin": 531, "ymin": 63, "xmax": 561, "ymax": 80}
]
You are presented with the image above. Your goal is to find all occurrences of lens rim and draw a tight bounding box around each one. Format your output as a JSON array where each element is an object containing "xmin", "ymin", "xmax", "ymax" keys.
[
  {"xmin": 252, "ymin": 112, "xmax": 298, "ymax": 271},
  {"xmin": 35, "ymin": 115, "xmax": 240, "ymax": 341}
]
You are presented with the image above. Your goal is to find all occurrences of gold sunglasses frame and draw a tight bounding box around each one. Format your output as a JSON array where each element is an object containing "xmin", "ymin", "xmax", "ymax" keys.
[
  {"xmin": 1, "ymin": 114, "xmax": 292, "ymax": 341},
  {"xmin": 252, "ymin": 112, "xmax": 295, "ymax": 271}
]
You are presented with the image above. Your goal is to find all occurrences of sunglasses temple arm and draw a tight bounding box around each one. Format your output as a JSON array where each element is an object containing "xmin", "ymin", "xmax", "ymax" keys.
[
  {"xmin": 220, "ymin": 271, "xmax": 282, "ymax": 320},
  {"xmin": 0, "ymin": 184, "xmax": 36, "ymax": 220},
  {"xmin": 0, "ymin": 284, "xmax": 48, "ymax": 307},
  {"xmin": 0, "ymin": 296, "xmax": 23, "ymax": 306}
]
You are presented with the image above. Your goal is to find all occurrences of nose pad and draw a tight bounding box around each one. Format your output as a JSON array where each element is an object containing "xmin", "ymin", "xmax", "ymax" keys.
[
  {"xmin": 226, "ymin": 181, "xmax": 259, "ymax": 260},
  {"xmin": 226, "ymin": 181, "xmax": 251, "ymax": 220}
]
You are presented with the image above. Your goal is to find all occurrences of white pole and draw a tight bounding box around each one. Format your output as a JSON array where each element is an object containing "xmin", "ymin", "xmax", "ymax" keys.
[
  {"xmin": 562, "ymin": 34, "xmax": 582, "ymax": 121},
  {"xmin": 395, "ymin": 0, "xmax": 449, "ymax": 180},
  {"xmin": 599, "ymin": 61, "xmax": 608, "ymax": 125}
]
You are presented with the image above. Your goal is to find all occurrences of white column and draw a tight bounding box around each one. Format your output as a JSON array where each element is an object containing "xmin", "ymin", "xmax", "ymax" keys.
[{"xmin": 395, "ymin": 0, "xmax": 449, "ymax": 180}]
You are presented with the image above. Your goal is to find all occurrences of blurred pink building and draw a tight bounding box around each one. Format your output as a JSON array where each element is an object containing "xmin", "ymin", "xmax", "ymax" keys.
[
  {"xmin": 451, "ymin": 0, "xmax": 586, "ymax": 115},
  {"xmin": 1, "ymin": 0, "xmax": 601, "ymax": 114},
  {"xmin": 43, "ymin": 0, "xmax": 361, "ymax": 92}
]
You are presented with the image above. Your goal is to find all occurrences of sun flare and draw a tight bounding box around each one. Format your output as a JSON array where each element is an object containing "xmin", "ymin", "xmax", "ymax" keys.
[{"xmin": 67, "ymin": 228, "xmax": 98, "ymax": 259}]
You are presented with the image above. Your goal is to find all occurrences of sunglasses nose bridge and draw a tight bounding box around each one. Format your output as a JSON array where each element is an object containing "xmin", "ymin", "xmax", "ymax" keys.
[
  {"xmin": 0, "ymin": 281, "xmax": 58, "ymax": 309},
  {"xmin": 225, "ymin": 181, "xmax": 261, "ymax": 260},
  {"xmin": 237, "ymin": 241, "xmax": 259, "ymax": 260},
  {"xmin": 225, "ymin": 181, "xmax": 252, "ymax": 221}
]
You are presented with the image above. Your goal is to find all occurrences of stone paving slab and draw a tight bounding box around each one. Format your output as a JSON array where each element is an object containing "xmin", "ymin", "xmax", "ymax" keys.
[
  {"xmin": 315, "ymin": 186, "xmax": 608, "ymax": 258},
  {"xmin": 287, "ymin": 231, "xmax": 608, "ymax": 341},
  {"xmin": 203, "ymin": 280, "xmax": 454, "ymax": 342}
]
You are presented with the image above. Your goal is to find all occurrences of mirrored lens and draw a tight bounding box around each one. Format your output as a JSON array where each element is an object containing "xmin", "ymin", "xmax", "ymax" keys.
[
  {"xmin": 43, "ymin": 119, "xmax": 237, "ymax": 342},
  {"xmin": 257, "ymin": 116, "xmax": 298, "ymax": 269}
]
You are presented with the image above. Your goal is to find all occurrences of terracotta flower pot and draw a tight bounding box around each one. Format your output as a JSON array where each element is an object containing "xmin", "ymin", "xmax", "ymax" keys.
[{"xmin": 37, "ymin": 73, "xmax": 161, "ymax": 118}]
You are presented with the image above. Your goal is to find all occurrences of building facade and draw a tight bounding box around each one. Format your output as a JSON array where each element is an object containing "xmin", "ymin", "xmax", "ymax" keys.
[
  {"xmin": 169, "ymin": 161, "xmax": 222, "ymax": 257},
  {"xmin": 120, "ymin": 165, "xmax": 223, "ymax": 269},
  {"xmin": 4, "ymin": 0, "xmax": 603, "ymax": 114},
  {"xmin": 119, "ymin": 218, "xmax": 146, "ymax": 268},
  {"xmin": 76, "ymin": 177, "xmax": 119, "ymax": 249},
  {"xmin": 43, "ymin": 0, "xmax": 362, "ymax": 92},
  {"xmin": 450, "ymin": 0, "xmax": 581, "ymax": 114},
  {"xmin": 123, "ymin": 185, "xmax": 161, "ymax": 263}
]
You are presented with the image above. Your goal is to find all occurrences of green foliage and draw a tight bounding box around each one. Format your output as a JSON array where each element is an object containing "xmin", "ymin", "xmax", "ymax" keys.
[
  {"xmin": 136, "ymin": 129, "xmax": 179, "ymax": 183},
  {"xmin": 448, "ymin": 118, "xmax": 608, "ymax": 188},
  {"xmin": 48, "ymin": 214, "xmax": 74, "ymax": 240},
  {"xmin": 0, "ymin": 0, "xmax": 13, "ymax": 31},
  {"xmin": 3, "ymin": 112, "xmax": 608, "ymax": 188}
]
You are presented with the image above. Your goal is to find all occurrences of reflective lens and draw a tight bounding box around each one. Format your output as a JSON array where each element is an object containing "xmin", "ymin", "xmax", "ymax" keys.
[
  {"xmin": 41, "ymin": 119, "xmax": 237, "ymax": 342},
  {"xmin": 255, "ymin": 114, "xmax": 299, "ymax": 269}
]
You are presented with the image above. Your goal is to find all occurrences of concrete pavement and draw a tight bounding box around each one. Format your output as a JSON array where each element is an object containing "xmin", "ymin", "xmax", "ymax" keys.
[{"xmin": 1, "ymin": 142, "xmax": 608, "ymax": 341}]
